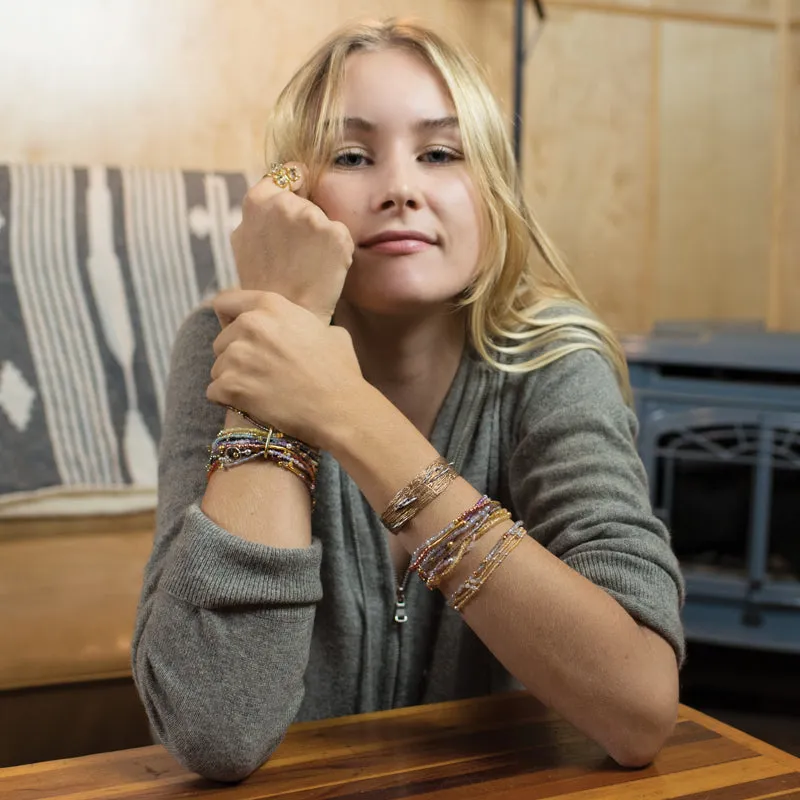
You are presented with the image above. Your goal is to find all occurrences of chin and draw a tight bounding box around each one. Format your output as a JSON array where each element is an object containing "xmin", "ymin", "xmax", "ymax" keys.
[
  {"xmin": 342, "ymin": 291, "xmax": 453, "ymax": 318},
  {"xmin": 341, "ymin": 265, "xmax": 466, "ymax": 317}
]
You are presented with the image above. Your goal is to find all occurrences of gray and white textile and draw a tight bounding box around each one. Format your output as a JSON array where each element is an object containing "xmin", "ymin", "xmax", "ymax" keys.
[{"xmin": 0, "ymin": 163, "xmax": 248, "ymax": 516}]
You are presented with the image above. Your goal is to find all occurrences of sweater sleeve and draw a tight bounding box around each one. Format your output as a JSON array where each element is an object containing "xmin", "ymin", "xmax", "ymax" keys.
[
  {"xmin": 130, "ymin": 307, "xmax": 323, "ymax": 783},
  {"xmin": 507, "ymin": 348, "xmax": 686, "ymax": 665}
]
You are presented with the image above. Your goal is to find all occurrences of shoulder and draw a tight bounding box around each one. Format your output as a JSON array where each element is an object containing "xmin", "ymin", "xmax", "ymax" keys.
[
  {"xmin": 507, "ymin": 348, "xmax": 631, "ymax": 444},
  {"xmin": 492, "ymin": 303, "xmax": 629, "ymax": 436}
]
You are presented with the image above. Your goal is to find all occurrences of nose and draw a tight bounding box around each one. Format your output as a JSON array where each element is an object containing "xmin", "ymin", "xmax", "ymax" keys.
[{"xmin": 375, "ymin": 153, "xmax": 423, "ymax": 211}]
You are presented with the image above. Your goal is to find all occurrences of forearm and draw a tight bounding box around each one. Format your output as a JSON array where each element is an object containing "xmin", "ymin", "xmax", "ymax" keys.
[
  {"xmin": 326, "ymin": 383, "xmax": 678, "ymax": 766},
  {"xmin": 133, "ymin": 505, "xmax": 322, "ymax": 781},
  {"xmin": 436, "ymin": 535, "xmax": 679, "ymax": 765},
  {"xmin": 201, "ymin": 410, "xmax": 313, "ymax": 548},
  {"xmin": 135, "ymin": 594, "xmax": 313, "ymax": 782}
]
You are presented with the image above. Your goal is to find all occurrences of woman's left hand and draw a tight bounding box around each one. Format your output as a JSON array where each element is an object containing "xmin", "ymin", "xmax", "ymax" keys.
[{"xmin": 207, "ymin": 289, "xmax": 364, "ymax": 449}]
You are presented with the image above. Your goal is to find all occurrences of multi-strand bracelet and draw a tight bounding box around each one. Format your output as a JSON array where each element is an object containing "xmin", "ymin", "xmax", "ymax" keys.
[
  {"xmin": 206, "ymin": 420, "xmax": 320, "ymax": 506},
  {"xmin": 380, "ymin": 457, "xmax": 457, "ymax": 533},
  {"xmin": 447, "ymin": 520, "xmax": 527, "ymax": 611},
  {"xmin": 411, "ymin": 496, "xmax": 511, "ymax": 589},
  {"xmin": 394, "ymin": 495, "xmax": 525, "ymax": 622}
]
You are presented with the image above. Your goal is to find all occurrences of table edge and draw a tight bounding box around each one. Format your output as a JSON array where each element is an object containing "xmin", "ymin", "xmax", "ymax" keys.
[{"xmin": 679, "ymin": 703, "xmax": 800, "ymax": 771}]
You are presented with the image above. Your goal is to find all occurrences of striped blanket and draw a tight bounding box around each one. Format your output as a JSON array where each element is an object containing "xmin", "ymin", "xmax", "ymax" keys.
[{"xmin": 0, "ymin": 163, "xmax": 249, "ymax": 516}]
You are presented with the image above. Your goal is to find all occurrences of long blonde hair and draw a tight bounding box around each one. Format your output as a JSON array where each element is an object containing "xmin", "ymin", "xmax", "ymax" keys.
[{"xmin": 266, "ymin": 18, "xmax": 632, "ymax": 403}]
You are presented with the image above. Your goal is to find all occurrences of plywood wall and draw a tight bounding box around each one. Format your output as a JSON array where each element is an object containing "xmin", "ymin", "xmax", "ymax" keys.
[
  {"xmin": 526, "ymin": 0, "xmax": 797, "ymax": 332},
  {"xmin": 0, "ymin": 0, "xmax": 795, "ymax": 333},
  {"xmin": 522, "ymin": 9, "xmax": 655, "ymax": 333},
  {"xmin": 0, "ymin": 0, "xmax": 513, "ymax": 171},
  {"xmin": 782, "ymin": 25, "xmax": 800, "ymax": 328},
  {"xmin": 655, "ymin": 21, "xmax": 776, "ymax": 325}
]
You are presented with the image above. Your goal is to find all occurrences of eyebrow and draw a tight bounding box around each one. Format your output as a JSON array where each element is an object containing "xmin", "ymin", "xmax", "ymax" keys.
[{"xmin": 342, "ymin": 116, "xmax": 460, "ymax": 133}]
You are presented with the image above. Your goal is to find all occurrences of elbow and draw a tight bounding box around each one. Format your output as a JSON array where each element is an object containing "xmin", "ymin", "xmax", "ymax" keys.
[
  {"xmin": 165, "ymin": 729, "xmax": 282, "ymax": 783},
  {"xmin": 184, "ymin": 754, "xmax": 268, "ymax": 784},
  {"xmin": 605, "ymin": 699, "xmax": 678, "ymax": 769},
  {"xmin": 609, "ymin": 737, "xmax": 666, "ymax": 769},
  {"xmin": 606, "ymin": 639, "xmax": 680, "ymax": 768},
  {"xmin": 134, "ymin": 674, "xmax": 281, "ymax": 783}
]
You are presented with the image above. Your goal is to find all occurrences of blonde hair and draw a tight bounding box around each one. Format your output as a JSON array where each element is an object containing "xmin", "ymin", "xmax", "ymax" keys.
[{"xmin": 266, "ymin": 18, "xmax": 631, "ymax": 403}]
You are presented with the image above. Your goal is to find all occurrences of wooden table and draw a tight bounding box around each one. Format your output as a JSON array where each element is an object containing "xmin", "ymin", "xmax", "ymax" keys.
[{"xmin": 2, "ymin": 693, "xmax": 799, "ymax": 799}]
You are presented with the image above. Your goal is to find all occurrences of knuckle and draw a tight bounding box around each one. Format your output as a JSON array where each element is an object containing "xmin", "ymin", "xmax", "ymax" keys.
[
  {"xmin": 335, "ymin": 224, "xmax": 355, "ymax": 251},
  {"xmin": 227, "ymin": 339, "xmax": 246, "ymax": 360},
  {"xmin": 256, "ymin": 292, "xmax": 280, "ymax": 313},
  {"xmin": 256, "ymin": 293, "xmax": 273, "ymax": 311},
  {"xmin": 298, "ymin": 203, "xmax": 323, "ymax": 225},
  {"xmin": 274, "ymin": 190, "xmax": 298, "ymax": 213},
  {"xmin": 211, "ymin": 334, "xmax": 226, "ymax": 358},
  {"xmin": 214, "ymin": 373, "xmax": 242, "ymax": 404},
  {"xmin": 271, "ymin": 189, "xmax": 289, "ymax": 207}
]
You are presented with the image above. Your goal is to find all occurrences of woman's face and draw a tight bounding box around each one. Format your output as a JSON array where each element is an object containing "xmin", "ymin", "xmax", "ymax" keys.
[{"xmin": 312, "ymin": 48, "xmax": 482, "ymax": 316}]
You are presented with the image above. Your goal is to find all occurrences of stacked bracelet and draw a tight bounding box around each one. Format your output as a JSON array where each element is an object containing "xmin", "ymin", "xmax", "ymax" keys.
[
  {"xmin": 380, "ymin": 457, "xmax": 457, "ymax": 533},
  {"xmin": 206, "ymin": 425, "xmax": 320, "ymax": 505},
  {"xmin": 411, "ymin": 496, "xmax": 511, "ymax": 589},
  {"xmin": 447, "ymin": 520, "xmax": 527, "ymax": 612},
  {"xmin": 394, "ymin": 497, "xmax": 526, "ymax": 623}
]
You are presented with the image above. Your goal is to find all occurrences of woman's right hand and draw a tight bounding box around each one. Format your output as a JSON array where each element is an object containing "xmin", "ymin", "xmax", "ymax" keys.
[{"xmin": 228, "ymin": 163, "xmax": 354, "ymax": 325}]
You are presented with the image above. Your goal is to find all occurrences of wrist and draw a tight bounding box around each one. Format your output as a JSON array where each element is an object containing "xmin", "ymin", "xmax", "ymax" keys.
[
  {"xmin": 224, "ymin": 408, "xmax": 248, "ymax": 429},
  {"xmin": 322, "ymin": 383, "xmax": 445, "ymax": 519},
  {"xmin": 317, "ymin": 379, "xmax": 383, "ymax": 454}
]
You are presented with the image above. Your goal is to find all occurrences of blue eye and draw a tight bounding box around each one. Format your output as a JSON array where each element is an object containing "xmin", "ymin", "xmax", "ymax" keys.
[
  {"xmin": 420, "ymin": 147, "xmax": 461, "ymax": 164},
  {"xmin": 334, "ymin": 151, "xmax": 370, "ymax": 168}
]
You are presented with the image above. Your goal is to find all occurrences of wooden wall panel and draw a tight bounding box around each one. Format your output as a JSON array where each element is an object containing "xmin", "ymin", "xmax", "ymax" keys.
[
  {"xmin": 548, "ymin": 0, "xmax": 777, "ymax": 26},
  {"xmin": 0, "ymin": 0, "xmax": 512, "ymax": 172},
  {"xmin": 645, "ymin": 0, "xmax": 776, "ymax": 24},
  {"xmin": 0, "ymin": 0, "xmax": 307, "ymax": 171},
  {"xmin": 655, "ymin": 23, "xmax": 776, "ymax": 323},
  {"xmin": 0, "ymin": 523, "xmax": 154, "ymax": 691},
  {"xmin": 523, "ymin": 8, "xmax": 655, "ymax": 334},
  {"xmin": 780, "ymin": 30, "xmax": 800, "ymax": 329},
  {"xmin": 0, "ymin": 0, "xmax": 791, "ymax": 330}
]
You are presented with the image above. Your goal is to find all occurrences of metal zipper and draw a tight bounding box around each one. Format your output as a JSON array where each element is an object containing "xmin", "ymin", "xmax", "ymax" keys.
[{"xmin": 394, "ymin": 570, "xmax": 412, "ymax": 624}]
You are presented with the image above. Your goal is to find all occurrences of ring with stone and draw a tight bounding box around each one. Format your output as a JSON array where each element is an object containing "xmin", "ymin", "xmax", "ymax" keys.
[{"xmin": 265, "ymin": 162, "xmax": 300, "ymax": 190}]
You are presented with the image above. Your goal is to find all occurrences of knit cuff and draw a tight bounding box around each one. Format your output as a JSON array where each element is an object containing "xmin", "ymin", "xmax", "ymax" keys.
[
  {"xmin": 566, "ymin": 550, "xmax": 686, "ymax": 666},
  {"xmin": 160, "ymin": 504, "xmax": 323, "ymax": 610}
]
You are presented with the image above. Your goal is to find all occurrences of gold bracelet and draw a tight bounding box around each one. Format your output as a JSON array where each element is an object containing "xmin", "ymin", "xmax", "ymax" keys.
[
  {"xmin": 418, "ymin": 506, "xmax": 512, "ymax": 589},
  {"xmin": 380, "ymin": 457, "xmax": 457, "ymax": 533},
  {"xmin": 448, "ymin": 521, "xmax": 526, "ymax": 612}
]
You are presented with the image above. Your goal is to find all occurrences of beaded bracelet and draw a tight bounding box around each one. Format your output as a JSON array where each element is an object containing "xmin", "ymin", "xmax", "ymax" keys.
[
  {"xmin": 413, "ymin": 499, "xmax": 512, "ymax": 589},
  {"xmin": 380, "ymin": 457, "xmax": 457, "ymax": 533},
  {"xmin": 206, "ymin": 426, "xmax": 320, "ymax": 505},
  {"xmin": 397, "ymin": 495, "xmax": 504, "ymax": 593},
  {"xmin": 395, "ymin": 496, "xmax": 493, "ymax": 612},
  {"xmin": 448, "ymin": 520, "xmax": 527, "ymax": 612}
]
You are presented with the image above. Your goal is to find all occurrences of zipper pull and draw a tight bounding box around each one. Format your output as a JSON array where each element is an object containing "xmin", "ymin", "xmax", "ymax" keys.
[{"xmin": 394, "ymin": 587, "xmax": 408, "ymax": 624}]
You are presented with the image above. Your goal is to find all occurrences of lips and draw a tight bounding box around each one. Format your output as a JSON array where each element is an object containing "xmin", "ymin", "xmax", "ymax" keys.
[{"xmin": 359, "ymin": 230, "xmax": 437, "ymax": 248}]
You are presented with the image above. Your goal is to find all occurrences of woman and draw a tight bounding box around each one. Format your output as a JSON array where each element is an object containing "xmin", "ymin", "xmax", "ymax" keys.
[{"xmin": 132, "ymin": 18, "xmax": 685, "ymax": 783}]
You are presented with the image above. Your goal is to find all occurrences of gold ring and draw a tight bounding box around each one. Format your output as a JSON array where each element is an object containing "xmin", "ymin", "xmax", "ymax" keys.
[{"xmin": 265, "ymin": 162, "xmax": 300, "ymax": 190}]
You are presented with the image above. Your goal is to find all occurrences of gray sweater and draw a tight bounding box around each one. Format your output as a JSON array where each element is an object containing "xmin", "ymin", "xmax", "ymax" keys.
[{"xmin": 131, "ymin": 307, "xmax": 685, "ymax": 782}]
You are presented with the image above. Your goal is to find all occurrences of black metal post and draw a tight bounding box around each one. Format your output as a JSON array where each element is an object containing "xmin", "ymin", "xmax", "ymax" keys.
[{"xmin": 513, "ymin": 0, "xmax": 526, "ymax": 166}]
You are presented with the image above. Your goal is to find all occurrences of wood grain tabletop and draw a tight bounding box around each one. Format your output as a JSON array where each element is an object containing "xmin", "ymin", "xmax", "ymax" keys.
[{"xmin": 1, "ymin": 692, "xmax": 799, "ymax": 799}]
